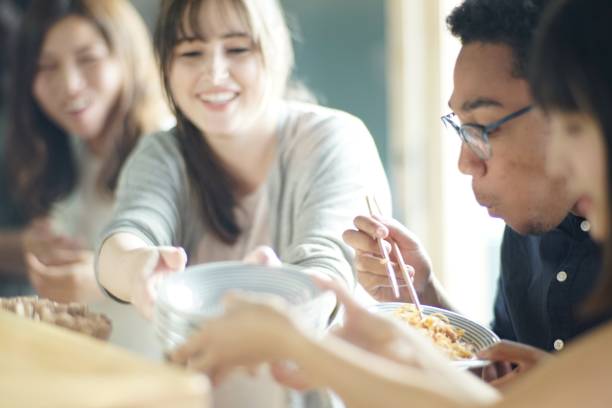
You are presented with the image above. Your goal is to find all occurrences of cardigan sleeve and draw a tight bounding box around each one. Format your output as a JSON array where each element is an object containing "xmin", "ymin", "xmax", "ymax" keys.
[{"xmin": 279, "ymin": 109, "xmax": 392, "ymax": 287}]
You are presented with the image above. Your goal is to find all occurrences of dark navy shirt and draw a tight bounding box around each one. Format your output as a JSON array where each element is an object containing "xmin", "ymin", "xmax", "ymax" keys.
[{"xmin": 492, "ymin": 213, "xmax": 608, "ymax": 352}]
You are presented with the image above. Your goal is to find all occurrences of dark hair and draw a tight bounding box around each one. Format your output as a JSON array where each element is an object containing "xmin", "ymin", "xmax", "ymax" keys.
[
  {"xmin": 154, "ymin": 0, "xmax": 293, "ymax": 244},
  {"xmin": 530, "ymin": 0, "xmax": 612, "ymax": 313},
  {"xmin": 0, "ymin": 1, "xmax": 21, "ymax": 106},
  {"xmin": 446, "ymin": 0, "xmax": 551, "ymax": 78},
  {"xmin": 6, "ymin": 0, "xmax": 168, "ymax": 219}
]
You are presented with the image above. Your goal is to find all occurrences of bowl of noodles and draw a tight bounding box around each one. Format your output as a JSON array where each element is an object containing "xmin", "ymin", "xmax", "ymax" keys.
[{"xmin": 370, "ymin": 302, "xmax": 499, "ymax": 368}]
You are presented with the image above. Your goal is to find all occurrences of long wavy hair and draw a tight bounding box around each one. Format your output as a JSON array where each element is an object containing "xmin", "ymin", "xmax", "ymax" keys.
[
  {"xmin": 529, "ymin": 0, "xmax": 612, "ymax": 314},
  {"xmin": 154, "ymin": 0, "xmax": 294, "ymax": 244},
  {"xmin": 6, "ymin": 0, "xmax": 169, "ymax": 219}
]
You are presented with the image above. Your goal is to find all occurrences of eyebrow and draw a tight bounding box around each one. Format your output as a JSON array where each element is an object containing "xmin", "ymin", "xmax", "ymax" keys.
[
  {"xmin": 39, "ymin": 44, "xmax": 99, "ymax": 61},
  {"xmin": 177, "ymin": 31, "xmax": 250, "ymax": 43},
  {"xmin": 75, "ymin": 44, "xmax": 99, "ymax": 55},
  {"xmin": 448, "ymin": 98, "xmax": 504, "ymax": 112}
]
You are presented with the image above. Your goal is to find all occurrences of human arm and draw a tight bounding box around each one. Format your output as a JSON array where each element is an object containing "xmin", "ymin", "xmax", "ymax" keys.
[
  {"xmin": 498, "ymin": 323, "xmax": 612, "ymax": 407},
  {"xmin": 276, "ymin": 322, "xmax": 611, "ymax": 408},
  {"xmin": 171, "ymin": 278, "xmax": 499, "ymax": 408},
  {"xmin": 95, "ymin": 132, "xmax": 192, "ymax": 318},
  {"xmin": 343, "ymin": 214, "xmax": 455, "ymax": 309},
  {"xmin": 279, "ymin": 112, "xmax": 392, "ymax": 288},
  {"xmin": 97, "ymin": 232, "xmax": 186, "ymax": 318}
]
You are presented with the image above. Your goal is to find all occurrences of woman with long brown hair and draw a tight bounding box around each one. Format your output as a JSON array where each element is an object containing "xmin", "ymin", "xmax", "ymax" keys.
[
  {"xmin": 5, "ymin": 0, "xmax": 169, "ymax": 302},
  {"xmin": 96, "ymin": 0, "xmax": 390, "ymax": 318}
]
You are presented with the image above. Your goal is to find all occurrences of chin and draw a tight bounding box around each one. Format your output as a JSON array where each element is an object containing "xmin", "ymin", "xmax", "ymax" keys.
[{"xmin": 506, "ymin": 216, "xmax": 564, "ymax": 236}]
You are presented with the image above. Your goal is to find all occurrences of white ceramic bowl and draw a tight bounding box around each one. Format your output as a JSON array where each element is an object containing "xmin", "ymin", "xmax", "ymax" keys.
[{"xmin": 154, "ymin": 262, "xmax": 336, "ymax": 352}]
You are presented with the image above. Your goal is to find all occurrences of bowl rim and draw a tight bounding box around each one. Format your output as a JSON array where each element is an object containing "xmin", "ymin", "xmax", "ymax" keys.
[{"xmin": 155, "ymin": 261, "xmax": 331, "ymax": 319}]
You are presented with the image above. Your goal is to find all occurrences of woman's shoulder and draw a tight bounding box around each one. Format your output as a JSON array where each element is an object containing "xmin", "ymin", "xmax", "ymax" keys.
[
  {"xmin": 121, "ymin": 128, "xmax": 186, "ymax": 176},
  {"xmin": 136, "ymin": 128, "xmax": 179, "ymax": 147},
  {"xmin": 132, "ymin": 128, "xmax": 182, "ymax": 158},
  {"xmin": 282, "ymin": 101, "xmax": 366, "ymax": 131},
  {"xmin": 279, "ymin": 101, "xmax": 372, "ymax": 152}
]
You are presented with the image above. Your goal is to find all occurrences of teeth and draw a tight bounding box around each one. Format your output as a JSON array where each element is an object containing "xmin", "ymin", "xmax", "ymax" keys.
[
  {"xmin": 66, "ymin": 99, "xmax": 89, "ymax": 112},
  {"xmin": 200, "ymin": 92, "xmax": 236, "ymax": 104}
]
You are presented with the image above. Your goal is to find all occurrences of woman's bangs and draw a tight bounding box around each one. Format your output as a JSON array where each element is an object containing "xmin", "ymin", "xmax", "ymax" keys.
[{"xmin": 176, "ymin": 0, "xmax": 256, "ymax": 43}]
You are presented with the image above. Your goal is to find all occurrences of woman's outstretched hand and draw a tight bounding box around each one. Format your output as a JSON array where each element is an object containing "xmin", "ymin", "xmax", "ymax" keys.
[{"xmin": 129, "ymin": 245, "xmax": 187, "ymax": 319}]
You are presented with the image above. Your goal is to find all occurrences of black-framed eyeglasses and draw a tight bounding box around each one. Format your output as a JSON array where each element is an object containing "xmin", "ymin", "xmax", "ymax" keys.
[{"xmin": 440, "ymin": 105, "xmax": 533, "ymax": 160}]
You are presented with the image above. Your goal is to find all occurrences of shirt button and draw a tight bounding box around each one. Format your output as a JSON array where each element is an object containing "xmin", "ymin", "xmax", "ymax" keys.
[
  {"xmin": 556, "ymin": 271, "xmax": 568, "ymax": 282},
  {"xmin": 580, "ymin": 220, "xmax": 591, "ymax": 232},
  {"xmin": 553, "ymin": 339, "xmax": 565, "ymax": 351}
]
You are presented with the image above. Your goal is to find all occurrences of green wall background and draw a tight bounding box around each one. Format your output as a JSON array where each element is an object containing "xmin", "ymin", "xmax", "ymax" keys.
[{"xmin": 281, "ymin": 0, "xmax": 389, "ymax": 167}]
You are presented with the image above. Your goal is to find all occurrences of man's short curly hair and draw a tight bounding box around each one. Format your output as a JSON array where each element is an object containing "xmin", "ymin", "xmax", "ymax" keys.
[{"xmin": 446, "ymin": 0, "xmax": 551, "ymax": 78}]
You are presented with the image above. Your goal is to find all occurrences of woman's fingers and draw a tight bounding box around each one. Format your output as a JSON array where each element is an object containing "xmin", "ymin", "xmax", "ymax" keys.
[
  {"xmin": 243, "ymin": 246, "xmax": 282, "ymax": 266},
  {"xmin": 185, "ymin": 347, "xmax": 216, "ymax": 373},
  {"xmin": 352, "ymin": 215, "xmax": 388, "ymax": 239},
  {"xmin": 129, "ymin": 246, "xmax": 187, "ymax": 319},
  {"xmin": 342, "ymin": 229, "xmax": 382, "ymax": 254},
  {"xmin": 270, "ymin": 362, "xmax": 312, "ymax": 390},
  {"xmin": 157, "ymin": 246, "xmax": 187, "ymax": 272}
]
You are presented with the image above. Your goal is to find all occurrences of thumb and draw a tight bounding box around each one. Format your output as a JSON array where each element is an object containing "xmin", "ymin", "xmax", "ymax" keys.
[
  {"xmin": 243, "ymin": 246, "xmax": 282, "ymax": 266},
  {"xmin": 478, "ymin": 340, "xmax": 544, "ymax": 364},
  {"xmin": 157, "ymin": 246, "xmax": 187, "ymax": 272},
  {"xmin": 270, "ymin": 362, "xmax": 312, "ymax": 391}
]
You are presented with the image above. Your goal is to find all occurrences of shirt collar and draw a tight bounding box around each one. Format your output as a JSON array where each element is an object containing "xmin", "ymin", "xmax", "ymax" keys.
[{"xmin": 558, "ymin": 213, "xmax": 592, "ymax": 241}]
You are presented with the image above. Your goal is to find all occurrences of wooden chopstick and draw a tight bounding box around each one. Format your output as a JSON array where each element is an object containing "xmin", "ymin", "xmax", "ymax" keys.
[
  {"xmin": 366, "ymin": 196, "xmax": 400, "ymax": 298},
  {"xmin": 390, "ymin": 242, "xmax": 423, "ymax": 319},
  {"xmin": 369, "ymin": 196, "xmax": 423, "ymax": 317}
]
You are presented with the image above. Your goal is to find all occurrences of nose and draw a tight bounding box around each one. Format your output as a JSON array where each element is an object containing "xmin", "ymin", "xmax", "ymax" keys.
[
  {"xmin": 457, "ymin": 142, "xmax": 486, "ymax": 177},
  {"xmin": 58, "ymin": 63, "xmax": 85, "ymax": 96},
  {"xmin": 204, "ymin": 48, "xmax": 229, "ymax": 83}
]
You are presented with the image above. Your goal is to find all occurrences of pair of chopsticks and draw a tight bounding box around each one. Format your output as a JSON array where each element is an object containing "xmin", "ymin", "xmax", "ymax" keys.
[{"xmin": 365, "ymin": 196, "xmax": 423, "ymax": 318}]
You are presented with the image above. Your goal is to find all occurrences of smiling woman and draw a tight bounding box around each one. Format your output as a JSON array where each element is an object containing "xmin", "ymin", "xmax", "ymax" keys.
[
  {"xmin": 5, "ymin": 0, "xmax": 169, "ymax": 303},
  {"xmin": 96, "ymin": 0, "xmax": 391, "ymax": 320}
]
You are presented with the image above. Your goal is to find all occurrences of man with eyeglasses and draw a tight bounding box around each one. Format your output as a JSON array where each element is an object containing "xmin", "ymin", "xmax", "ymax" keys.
[{"xmin": 344, "ymin": 0, "xmax": 606, "ymax": 386}]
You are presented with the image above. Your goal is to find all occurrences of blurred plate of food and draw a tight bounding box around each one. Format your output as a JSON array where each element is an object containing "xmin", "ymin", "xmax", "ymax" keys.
[{"xmin": 0, "ymin": 296, "xmax": 112, "ymax": 340}]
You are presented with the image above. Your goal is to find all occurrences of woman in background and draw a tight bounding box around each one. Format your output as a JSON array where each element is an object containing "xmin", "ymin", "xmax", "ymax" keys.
[
  {"xmin": 97, "ymin": 0, "xmax": 390, "ymax": 318},
  {"xmin": 171, "ymin": 0, "xmax": 612, "ymax": 406},
  {"xmin": 6, "ymin": 0, "xmax": 169, "ymax": 303}
]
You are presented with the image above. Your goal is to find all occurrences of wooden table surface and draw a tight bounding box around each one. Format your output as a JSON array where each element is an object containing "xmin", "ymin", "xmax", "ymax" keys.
[{"xmin": 0, "ymin": 310, "xmax": 210, "ymax": 407}]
